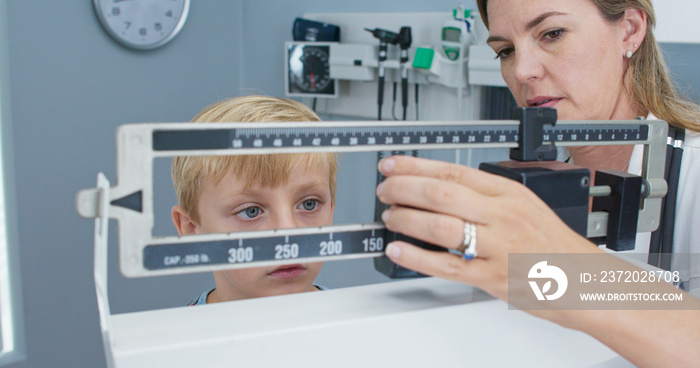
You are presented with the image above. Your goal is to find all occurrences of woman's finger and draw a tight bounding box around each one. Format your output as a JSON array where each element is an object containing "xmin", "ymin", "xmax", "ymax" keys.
[
  {"xmin": 382, "ymin": 206, "xmax": 494, "ymax": 259},
  {"xmin": 384, "ymin": 241, "xmax": 494, "ymax": 287},
  {"xmin": 377, "ymin": 174, "xmax": 499, "ymax": 223},
  {"xmin": 378, "ymin": 155, "xmax": 516, "ymax": 196}
]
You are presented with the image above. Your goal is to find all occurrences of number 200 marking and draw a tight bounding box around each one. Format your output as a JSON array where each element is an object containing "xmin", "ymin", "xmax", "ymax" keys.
[{"xmin": 320, "ymin": 240, "xmax": 342, "ymax": 256}]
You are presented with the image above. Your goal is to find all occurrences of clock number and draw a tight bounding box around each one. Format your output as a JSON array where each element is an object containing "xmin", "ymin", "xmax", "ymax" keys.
[{"xmin": 96, "ymin": 0, "xmax": 189, "ymax": 50}]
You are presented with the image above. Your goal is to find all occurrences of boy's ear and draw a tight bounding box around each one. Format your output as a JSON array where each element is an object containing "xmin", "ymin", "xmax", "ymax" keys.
[{"xmin": 171, "ymin": 205, "xmax": 199, "ymax": 235}]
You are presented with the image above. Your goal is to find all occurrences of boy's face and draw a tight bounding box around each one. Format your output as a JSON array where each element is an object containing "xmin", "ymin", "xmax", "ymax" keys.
[{"xmin": 175, "ymin": 163, "xmax": 333, "ymax": 301}]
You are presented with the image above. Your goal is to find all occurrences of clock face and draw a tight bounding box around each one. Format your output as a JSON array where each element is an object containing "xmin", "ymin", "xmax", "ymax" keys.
[
  {"xmin": 94, "ymin": 0, "xmax": 190, "ymax": 50},
  {"xmin": 286, "ymin": 43, "xmax": 337, "ymax": 98}
]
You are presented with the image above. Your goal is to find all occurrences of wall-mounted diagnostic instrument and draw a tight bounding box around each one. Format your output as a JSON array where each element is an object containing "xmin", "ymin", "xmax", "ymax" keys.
[
  {"xmin": 364, "ymin": 27, "xmax": 400, "ymax": 120},
  {"xmin": 441, "ymin": 8, "xmax": 473, "ymax": 61},
  {"xmin": 285, "ymin": 42, "xmax": 338, "ymax": 98},
  {"xmin": 292, "ymin": 11, "xmax": 485, "ymax": 121},
  {"xmin": 292, "ymin": 17, "xmax": 341, "ymax": 42}
]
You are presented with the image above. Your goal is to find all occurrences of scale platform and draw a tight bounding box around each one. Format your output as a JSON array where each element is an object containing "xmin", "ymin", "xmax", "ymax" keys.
[{"xmin": 108, "ymin": 278, "xmax": 631, "ymax": 367}]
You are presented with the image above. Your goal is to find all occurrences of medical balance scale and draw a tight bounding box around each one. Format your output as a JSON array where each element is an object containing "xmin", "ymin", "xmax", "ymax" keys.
[{"xmin": 77, "ymin": 108, "xmax": 667, "ymax": 367}]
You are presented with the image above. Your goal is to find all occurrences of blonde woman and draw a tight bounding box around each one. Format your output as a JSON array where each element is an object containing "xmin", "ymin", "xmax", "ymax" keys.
[{"xmin": 377, "ymin": 1, "xmax": 700, "ymax": 366}]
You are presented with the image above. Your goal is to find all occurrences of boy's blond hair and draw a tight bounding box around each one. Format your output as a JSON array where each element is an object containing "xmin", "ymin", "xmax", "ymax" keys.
[{"xmin": 172, "ymin": 95, "xmax": 338, "ymax": 224}]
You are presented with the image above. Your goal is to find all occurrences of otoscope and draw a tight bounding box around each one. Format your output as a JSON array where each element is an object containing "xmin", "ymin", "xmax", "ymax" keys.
[
  {"xmin": 398, "ymin": 26, "xmax": 412, "ymax": 120},
  {"xmin": 365, "ymin": 27, "xmax": 399, "ymax": 120}
]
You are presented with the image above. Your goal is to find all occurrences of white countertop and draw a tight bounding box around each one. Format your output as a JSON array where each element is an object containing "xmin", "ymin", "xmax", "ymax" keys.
[{"xmin": 108, "ymin": 277, "xmax": 627, "ymax": 367}]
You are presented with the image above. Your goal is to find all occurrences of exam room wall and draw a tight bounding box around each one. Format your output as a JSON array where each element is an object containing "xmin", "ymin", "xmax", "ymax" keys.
[{"xmin": 3, "ymin": 1, "xmax": 244, "ymax": 367}]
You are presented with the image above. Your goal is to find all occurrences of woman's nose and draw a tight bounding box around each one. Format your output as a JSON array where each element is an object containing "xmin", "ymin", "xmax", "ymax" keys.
[{"xmin": 512, "ymin": 46, "xmax": 544, "ymax": 84}]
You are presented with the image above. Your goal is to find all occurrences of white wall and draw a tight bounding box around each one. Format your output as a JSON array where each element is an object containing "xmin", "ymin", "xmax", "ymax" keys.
[{"xmin": 655, "ymin": 0, "xmax": 700, "ymax": 44}]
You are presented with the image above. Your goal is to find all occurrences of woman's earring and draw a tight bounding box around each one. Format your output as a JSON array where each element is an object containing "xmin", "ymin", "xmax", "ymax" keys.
[
  {"xmin": 626, "ymin": 50, "xmax": 633, "ymax": 59},
  {"xmin": 634, "ymin": 43, "xmax": 638, "ymax": 48}
]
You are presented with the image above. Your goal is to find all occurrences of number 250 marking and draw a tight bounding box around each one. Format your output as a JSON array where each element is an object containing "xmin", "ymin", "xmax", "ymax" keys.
[{"xmin": 275, "ymin": 243, "xmax": 299, "ymax": 259}]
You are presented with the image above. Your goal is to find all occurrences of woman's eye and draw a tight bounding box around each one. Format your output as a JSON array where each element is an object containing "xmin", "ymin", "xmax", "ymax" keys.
[
  {"xmin": 300, "ymin": 199, "xmax": 318, "ymax": 211},
  {"xmin": 236, "ymin": 206, "xmax": 262, "ymax": 219},
  {"xmin": 544, "ymin": 29, "xmax": 563, "ymax": 40},
  {"xmin": 495, "ymin": 47, "xmax": 514, "ymax": 60}
]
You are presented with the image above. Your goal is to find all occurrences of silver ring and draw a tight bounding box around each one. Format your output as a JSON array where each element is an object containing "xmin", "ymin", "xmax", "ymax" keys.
[
  {"xmin": 460, "ymin": 222, "xmax": 477, "ymax": 260},
  {"xmin": 458, "ymin": 222, "xmax": 472, "ymax": 252}
]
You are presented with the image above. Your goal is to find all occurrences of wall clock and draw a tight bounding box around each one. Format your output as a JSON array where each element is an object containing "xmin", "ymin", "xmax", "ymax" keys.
[{"xmin": 93, "ymin": 0, "xmax": 190, "ymax": 50}]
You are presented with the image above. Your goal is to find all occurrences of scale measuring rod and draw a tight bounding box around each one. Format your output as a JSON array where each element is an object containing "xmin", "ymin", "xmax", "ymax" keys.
[{"xmin": 76, "ymin": 109, "xmax": 668, "ymax": 278}]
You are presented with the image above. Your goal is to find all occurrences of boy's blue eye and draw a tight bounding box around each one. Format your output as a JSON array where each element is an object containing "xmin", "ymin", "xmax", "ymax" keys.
[
  {"xmin": 236, "ymin": 206, "xmax": 262, "ymax": 219},
  {"xmin": 300, "ymin": 199, "xmax": 318, "ymax": 211}
]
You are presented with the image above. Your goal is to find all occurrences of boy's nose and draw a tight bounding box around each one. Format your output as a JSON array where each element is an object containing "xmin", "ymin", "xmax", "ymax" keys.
[{"xmin": 271, "ymin": 211, "xmax": 300, "ymax": 229}]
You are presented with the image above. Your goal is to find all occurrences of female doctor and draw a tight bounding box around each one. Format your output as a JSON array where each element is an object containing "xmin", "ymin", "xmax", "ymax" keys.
[{"xmin": 376, "ymin": 0, "xmax": 700, "ymax": 366}]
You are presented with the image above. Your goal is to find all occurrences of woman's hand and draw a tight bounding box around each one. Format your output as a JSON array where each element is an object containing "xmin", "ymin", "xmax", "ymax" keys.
[
  {"xmin": 376, "ymin": 155, "xmax": 601, "ymax": 302},
  {"xmin": 377, "ymin": 155, "xmax": 700, "ymax": 368}
]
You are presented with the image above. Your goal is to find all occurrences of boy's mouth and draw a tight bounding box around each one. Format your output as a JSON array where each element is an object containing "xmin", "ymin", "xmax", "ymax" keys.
[{"xmin": 268, "ymin": 264, "xmax": 306, "ymax": 279}]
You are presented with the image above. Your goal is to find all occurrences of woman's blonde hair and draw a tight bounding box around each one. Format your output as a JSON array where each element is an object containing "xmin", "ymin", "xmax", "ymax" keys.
[
  {"xmin": 476, "ymin": 0, "xmax": 700, "ymax": 132},
  {"xmin": 172, "ymin": 95, "xmax": 338, "ymax": 223}
]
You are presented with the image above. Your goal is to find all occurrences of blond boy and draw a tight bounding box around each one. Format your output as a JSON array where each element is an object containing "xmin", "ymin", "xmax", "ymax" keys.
[{"xmin": 171, "ymin": 96, "xmax": 337, "ymax": 305}]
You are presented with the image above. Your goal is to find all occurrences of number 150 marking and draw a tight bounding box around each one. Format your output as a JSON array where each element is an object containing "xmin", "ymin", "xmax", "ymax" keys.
[{"xmin": 363, "ymin": 237, "xmax": 384, "ymax": 252}]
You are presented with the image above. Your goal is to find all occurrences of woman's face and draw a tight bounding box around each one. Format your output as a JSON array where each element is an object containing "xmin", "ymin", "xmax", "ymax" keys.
[{"xmin": 486, "ymin": 0, "xmax": 637, "ymax": 120}]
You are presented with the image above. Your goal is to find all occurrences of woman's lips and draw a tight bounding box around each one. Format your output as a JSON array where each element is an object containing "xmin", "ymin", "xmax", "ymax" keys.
[
  {"xmin": 527, "ymin": 97, "xmax": 561, "ymax": 108},
  {"xmin": 268, "ymin": 264, "xmax": 306, "ymax": 279}
]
